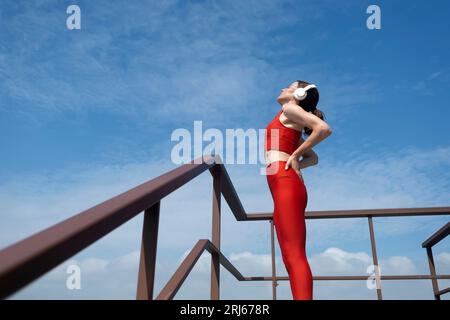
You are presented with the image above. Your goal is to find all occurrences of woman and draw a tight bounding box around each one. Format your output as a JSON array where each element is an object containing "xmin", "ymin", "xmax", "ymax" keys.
[{"xmin": 265, "ymin": 80, "xmax": 332, "ymax": 300}]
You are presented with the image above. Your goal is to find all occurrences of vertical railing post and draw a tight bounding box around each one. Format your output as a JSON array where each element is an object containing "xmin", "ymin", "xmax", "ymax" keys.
[
  {"xmin": 426, "ymin": 246, "xmax": 440, "ymax": 300},
  {"xmin": 368, "ymin": 216, "xmax": 382, "ymax": 300},
  {"xmin": 270, "ymin": 220, "xmax": 277, "ymax": 300},
  {"xmin": 136, "ymin": 201, "xmax": 160, "ymax": 300},
  {"xmin": 210, "ymin": 166, "xmax": 222, "ymax": 300}
]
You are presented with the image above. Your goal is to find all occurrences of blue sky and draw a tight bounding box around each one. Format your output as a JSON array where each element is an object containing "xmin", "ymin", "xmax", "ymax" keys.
[{"xmin": 0, "ymin": 0, "xmax": 449, "ymax": 299}]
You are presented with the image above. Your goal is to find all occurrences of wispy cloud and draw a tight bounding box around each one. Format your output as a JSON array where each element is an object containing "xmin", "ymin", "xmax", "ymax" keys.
[
  {"xmin": 0, "ymin": 1, "xmax": 294, "ymax": 124},
  {"xmin": 0, "ymin": 0, "xmax": 379, "ymax": 129}
]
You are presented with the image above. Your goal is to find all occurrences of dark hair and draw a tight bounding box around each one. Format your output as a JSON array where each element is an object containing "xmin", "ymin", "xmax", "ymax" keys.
[{"xmin": 295, "ymin": 80, "xmax": 326, "ymax": 137}]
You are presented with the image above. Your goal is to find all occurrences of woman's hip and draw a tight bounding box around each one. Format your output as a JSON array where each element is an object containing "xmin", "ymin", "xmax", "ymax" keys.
[{"xmin": 266, "ymin": 160, "xmax": 305, "ymax": 184}]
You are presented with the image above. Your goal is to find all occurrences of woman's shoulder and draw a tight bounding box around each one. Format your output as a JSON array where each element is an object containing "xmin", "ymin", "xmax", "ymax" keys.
[{"xmin": 281, "ymin": 102, "xmax": 300, "ymax": 113}]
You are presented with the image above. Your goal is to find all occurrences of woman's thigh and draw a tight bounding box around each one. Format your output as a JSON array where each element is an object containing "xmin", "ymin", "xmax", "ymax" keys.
[{"xmin": 267, "ymin": 162, "xmax": 308, "ymax": 247}]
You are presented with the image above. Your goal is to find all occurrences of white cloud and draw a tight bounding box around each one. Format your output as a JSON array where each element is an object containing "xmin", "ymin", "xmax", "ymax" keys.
[
  {"xmin": 11, "ymin": 245, "xmax": 446, "ymax": 300},
  {"xmin": 78, "ymin": 258, "xmax": 109, "ymax": 274},
  {"xmin": 310, "ymin": 247, "xmax": 372, "ymax": 275},
  {"xmin": 380, "ymin": 256, "xmax": 417, "ymax": 275},
  {"xmin": 436, "ymin": 252, "xmax": 450, "ymax": 272}
]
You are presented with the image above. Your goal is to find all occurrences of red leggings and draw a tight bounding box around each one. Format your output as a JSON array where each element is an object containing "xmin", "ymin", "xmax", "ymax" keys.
[{"xmin": 266, "ymin": 160, "xmax": 313, "ymax": 300}]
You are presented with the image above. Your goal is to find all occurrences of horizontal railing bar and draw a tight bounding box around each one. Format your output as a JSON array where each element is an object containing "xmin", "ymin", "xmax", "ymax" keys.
[
  {"xmin": 422, "ymin": 221, "xmax": 450, "ymax": 248},
  {"xmin": 246, "ymin": 206, "xmax": 450, "ymax": 220},
  {"xmin": 0, "ymin": 155, "xmax": 216, "ymax": 299},
  {"xmin": 243, "ymin": 275, "xmax": 450, "ymax": 281},
  {"xmin": 156, "ymin": 239, "xmax": 245, "ymax": 300}
]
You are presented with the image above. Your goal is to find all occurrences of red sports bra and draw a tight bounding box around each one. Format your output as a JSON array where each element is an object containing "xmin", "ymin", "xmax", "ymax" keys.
[{"xmin": 265, "ymin": 109, "xmax": 301, "ymax": 154}]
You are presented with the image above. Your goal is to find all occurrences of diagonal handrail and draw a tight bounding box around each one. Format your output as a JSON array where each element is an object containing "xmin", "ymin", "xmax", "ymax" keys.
[
  {"xmin": 422, "ymin": 221, "xmax": 450, "ymax": 248},
  {"xmin": 0, "ymin": 154, "xmax": 227, "ymax": 299},
  {"xmin": 156, "ymin": 239, "xmax": 245, "ymax": 300},
  {"xmin": 421, "ymin": 221, "xmax": 450, "ymax": 300}
]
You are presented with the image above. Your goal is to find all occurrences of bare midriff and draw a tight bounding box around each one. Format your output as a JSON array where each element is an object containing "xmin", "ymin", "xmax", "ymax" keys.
[
  {"xmin": 265, "ymin": 149, "xmax": 304, "ymax": 183},
  {"xmin": 265, "ymin": 150, "xmax": 291, "ymax": 165}
]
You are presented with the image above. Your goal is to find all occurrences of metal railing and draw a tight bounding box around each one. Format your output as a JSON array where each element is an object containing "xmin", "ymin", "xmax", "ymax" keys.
[
  {"xmin": 0, "ymin": 154, "xmax": 448, "ymax": 300},
  {"xmin": 422, "ymin": 222, "xmax": 450, "ymax": 300}
]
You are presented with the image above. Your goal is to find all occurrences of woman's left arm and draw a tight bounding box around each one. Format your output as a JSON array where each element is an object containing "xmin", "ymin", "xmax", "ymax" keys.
[
  {"xmin": 297, "ymin": 136, "xmax": 319, "ymax": 169},
  {"xmin": 284, "ymin": 104, "xmax": 332, "ymax": 158},
  {"xmin": 282, "ymin": 103, "xmax": 332, "ymax": 170}
]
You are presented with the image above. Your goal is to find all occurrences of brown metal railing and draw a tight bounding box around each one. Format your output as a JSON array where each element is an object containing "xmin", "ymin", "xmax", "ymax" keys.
[
  {"xmin": 422, "ymin": 222, "xmax": 450, "ymax": 300},
  {"xmin": 0, "ymin": 154, "xmax": 448, "ymax": 300}
]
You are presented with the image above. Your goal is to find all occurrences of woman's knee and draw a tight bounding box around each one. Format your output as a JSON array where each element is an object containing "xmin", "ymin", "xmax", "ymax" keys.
[{"xmin": 282, "ymin": 250, "xmax": 308, "ymax": 266}]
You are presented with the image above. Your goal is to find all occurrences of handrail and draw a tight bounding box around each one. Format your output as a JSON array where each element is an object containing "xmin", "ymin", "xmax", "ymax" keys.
[
  {"xmin": 422, "ymin": 222, "xmax": 450, "ymax": 248},
  {"xmin": 0, "ymin": 153, "xmax": 449, "ymax": 300},
  {"xmin": 0, "ymin": 154, "xmax": 222, "ymax": 299},
  {"xmin": 247, "ymin": 207, "xmax": 450, "ymax": 220},
  {"xmin": 421, "ymin": 221, "xmax": 450, "ymax": 300},
  {"xmin": 155, "ymin": 239, "xmax": 245, "ymax": 300}
]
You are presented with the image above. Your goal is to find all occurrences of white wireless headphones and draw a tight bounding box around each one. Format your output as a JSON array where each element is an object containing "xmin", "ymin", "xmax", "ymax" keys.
[{"xmin": 293, "ymin": 84, "xmax": 317, "ymax": 101}]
